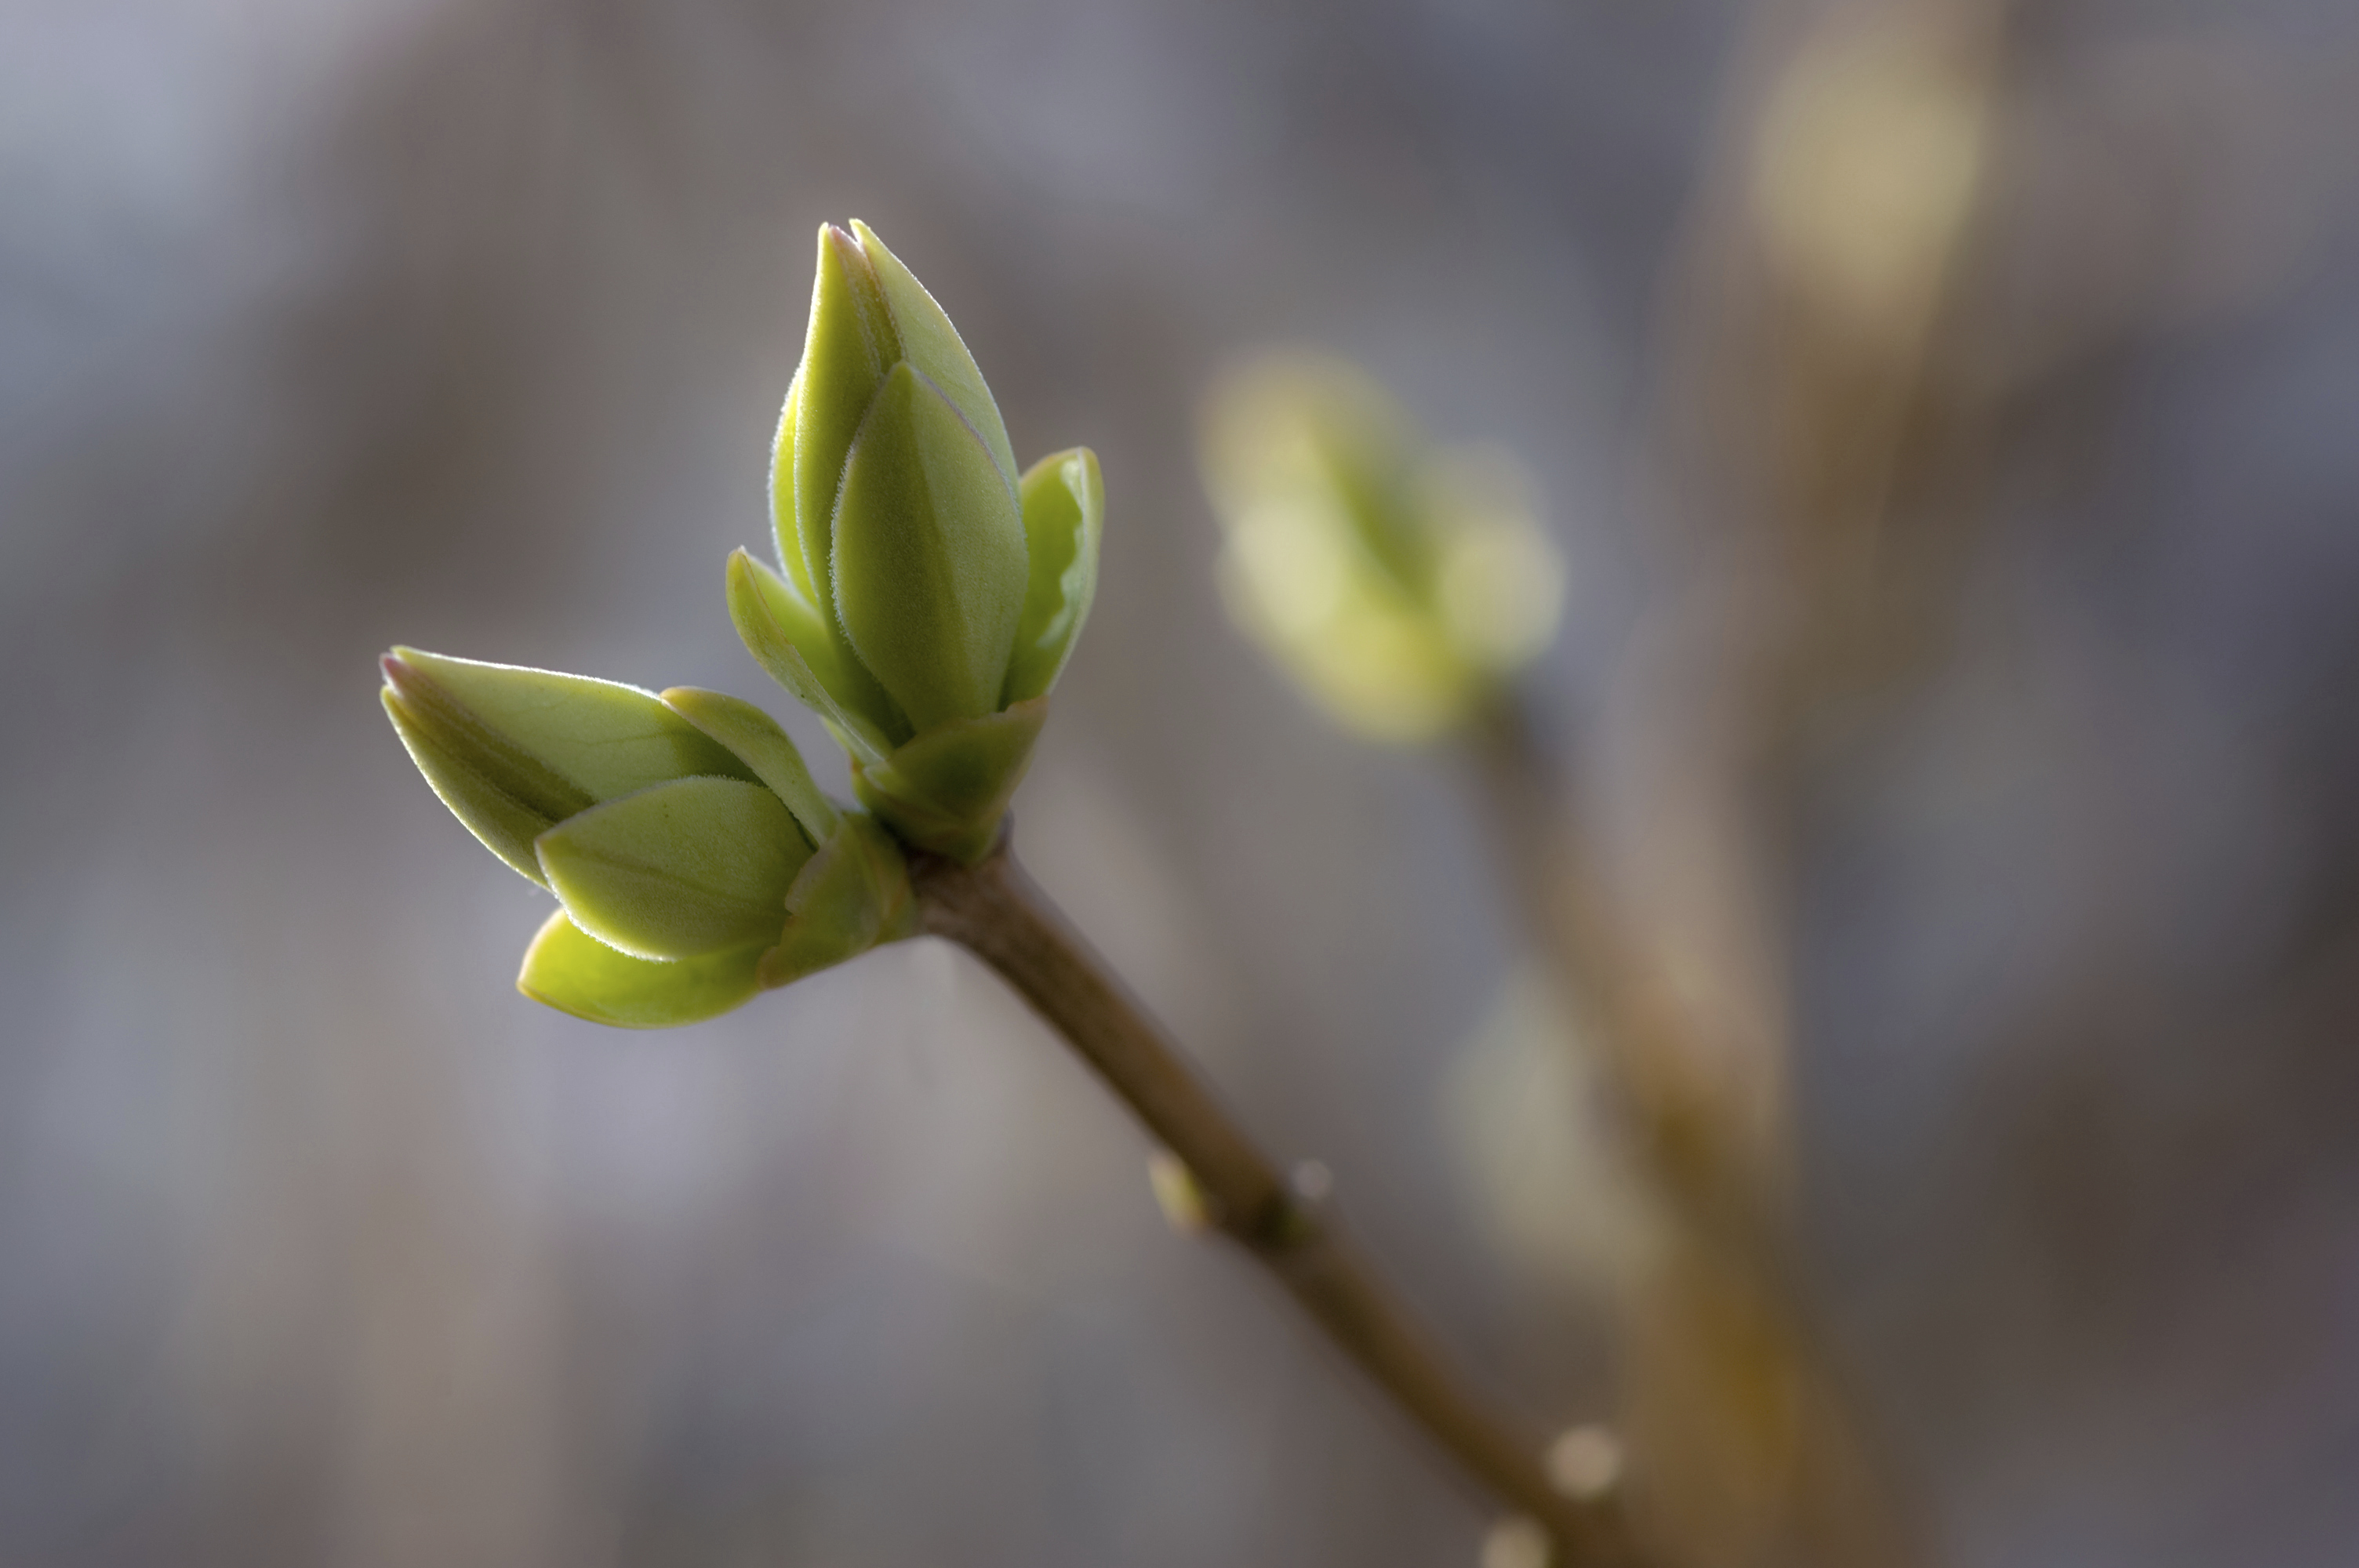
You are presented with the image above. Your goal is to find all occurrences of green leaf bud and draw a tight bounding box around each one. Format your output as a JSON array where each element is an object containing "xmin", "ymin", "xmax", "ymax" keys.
[
  {"xmin": 384, "ymin": 646, "xmax": 921, "ymax": 1025},
  {"xmin": 533, "ymin": 775, "xmax": 812, "ymax": 962},
  {"xmin": 1198, "ymin": 354, "xmax": 1565, "ymax": 743},
  {"xmin": 737, "ymin": 220, "xmax": 1106, "ymax": 862},
  {"xmin": 518, "ymin": 910, "xmax": 766, "ymax": 1029},
  {"xmin": 380, "ymin": 648, "xmax": 759, "ymax": 884}
]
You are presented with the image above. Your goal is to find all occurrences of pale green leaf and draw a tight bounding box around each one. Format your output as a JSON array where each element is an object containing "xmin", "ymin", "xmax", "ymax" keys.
[
  {"xmin": 791, "ymin": 225, "xmax": 898, "ymax": 599},
  {"xmin": 382, "ymin": 686, "xmax": 568, "ymax": 883},
  {"xmin": 769, "ymin": 368, "xmax": 813, "ymax": 603},
  {"xmin": 536, "ymin": 776, "xmax": 809, "ymax": 960},
  {"xmin": 852, "ymin": 220, "xmax": 1018, "ymax": 485},
  {"xmin": 381, "ymin": 648, "xmax": 757, "ymax": 884},
  {"xmin": 517, "ymin": 910, "xmax": 763, "ymax": 1029},
  {"xmin": 831, "ymin": 363, "xmax": 1027, "ymax": 732},
  {"xmin": 726, "ymin": 550, "xmax": 904, "ymax": 759},
  {"xmin": 1004, "ymin": 447, "xmax": 1104, "ymax": 704}
]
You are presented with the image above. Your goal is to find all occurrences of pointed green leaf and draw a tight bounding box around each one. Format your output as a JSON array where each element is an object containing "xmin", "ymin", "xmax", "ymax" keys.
[
  {"xmin": 535, "ymin": 776, "xmax": 810, "ymax": 960},
  {"xmin": 852, "ymin": 696, "xmax": 1047, "ymax": 863},
  {"xmin": 769, "ymin": 368, "xmax": 813, "ymax": 604},
  {"xmin": 518, "ymin": 910, "xmax": 763, "ymax": 1029},
  {"xmin": 1004, "ymin": 447, "xmax": 1104, "ymax": 704},
  {"xmin": 831, "ymin": 362, "xmax": 1027, "ymax": 732},
  {"xmin": 852, "ymin": 220, "xmax": 1018, "ymax": 485},
  {"xmin": 380, "ymin": 648, "xmax": 758, "ymax": 884},
  {"xmin": 386, "ymin": 648, "xmax": 756, "ymax": 799},
  {"xmin": 792, "ymin": 224, "xmax": 899, "ymax": 599},
  {"xmin": 659, "ymin": 686, "xmax": 840, "ymax": 846},
  {"xmin": 382, "ymin": 685, "xmax": 570, "ymax": 883},
  {"xmin": 725, "ymin": 550, "xmax": 904, "ymax": 760}
]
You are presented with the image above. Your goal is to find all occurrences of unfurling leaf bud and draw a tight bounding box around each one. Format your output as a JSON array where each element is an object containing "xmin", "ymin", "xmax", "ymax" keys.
[
  {"xmin": 735, "ymin": 220, "xmax": 1103, "ymax": 862},
  {"xmin": 1198, "ymin": 355, "xmax": 1565, "ymax": 743},
  {"xmin": 380, "ymin": 649, "xmax": 916, "ymax": 1027},
  {"xmin": 380, "ymin": 648, "xmax": 760, "ymax": 884}
]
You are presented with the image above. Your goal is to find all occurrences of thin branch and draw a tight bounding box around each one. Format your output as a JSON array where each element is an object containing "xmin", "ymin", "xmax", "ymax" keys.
[{"xmin": 912, "ymin": 837, "xmax": 1651, "ymax": 1567}]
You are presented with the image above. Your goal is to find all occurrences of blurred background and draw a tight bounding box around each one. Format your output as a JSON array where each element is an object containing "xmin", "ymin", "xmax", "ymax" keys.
[{"xmin": 5, "ymin": 0, "xmax": 2359, "ymax": 1563}]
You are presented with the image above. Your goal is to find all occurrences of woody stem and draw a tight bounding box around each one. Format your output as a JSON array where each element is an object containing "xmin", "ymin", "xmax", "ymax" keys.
[{"xmin": 911, "ymin": 836, "xmax": 1652, "ymax": 1566}]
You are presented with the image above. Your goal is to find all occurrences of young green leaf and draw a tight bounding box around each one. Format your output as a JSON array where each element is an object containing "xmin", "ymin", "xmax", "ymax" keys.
[
  {"xmin": 769, "ymin": 368, "xmax": 814, "ymax": 604},
  {"xmin": 517, "ymin": 910, "xmax": 764, "ymax": 1028},
  {"xmin": 791, "ymin": 224, "xmax": 900, "ymax": 595},
  {"xmin": 380, "ymin": 648, "xmax": 756, "ymax": 882},
  {"xmin": 725, "ymin": 550, "xmax": 903, "ymax": 761},
  {"xmin": 852, "ymin": 219, "xmax": 1018, "ymax": 485},
  {"xmin": 831, "ymin": 363, "xmax": 1027, "ymax": 732},
  {"xmin": 1004, "ymin": 447, "xmax": 1104, "ymax": 705},
  {"xmin": 535, "ymin": 776, "xmax": 809, "ymax": 960}
]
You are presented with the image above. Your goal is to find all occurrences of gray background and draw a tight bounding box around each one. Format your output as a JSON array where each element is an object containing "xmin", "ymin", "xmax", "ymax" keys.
[{"xmin": 4, "ymin": 0, "xmax": 2357, "ymax": 1564}]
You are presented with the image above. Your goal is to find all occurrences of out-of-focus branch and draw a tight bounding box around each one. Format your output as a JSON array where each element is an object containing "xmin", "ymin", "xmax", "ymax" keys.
[
  {"xmin": 1481, "ymin": 2, "xmax": 2033, "ymax": 1563},
  {"xmin": 1464, "ymin": 691, "xmax": 1787, "ymax": 1268},
  {"xmin": 913, "ymin": 838, "xmax": 1654, "ymax": 1567},
  {"xmin": 1462, "ymin": 687, "xmax": 1925, "ymax": 1568}
]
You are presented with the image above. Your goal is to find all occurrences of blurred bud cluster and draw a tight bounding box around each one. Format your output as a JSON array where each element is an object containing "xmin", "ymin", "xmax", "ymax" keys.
[{"xmin": 1199, "ymin": 354, "xmax": 1565, "ymax": 742}]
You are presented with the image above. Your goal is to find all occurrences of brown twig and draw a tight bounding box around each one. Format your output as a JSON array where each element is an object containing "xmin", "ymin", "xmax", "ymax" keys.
[{"xmin": 912, "ymin": 835, "xmax": 1652, "ymax": 1566}]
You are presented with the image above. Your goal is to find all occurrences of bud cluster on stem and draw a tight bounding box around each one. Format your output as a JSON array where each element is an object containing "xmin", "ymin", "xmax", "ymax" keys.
[
  {"xmin": 381, "ymin": 648, "xmax": 914, "ymax": 1027},
  {"xmin": 731, "ymin": 220, "xmax": 1103, "ymax": 863},
  {"xmin": 1200, "ymin": 354, "xmax": 1564, "ymax": 743},
  {"xmin": 373, "ymin": 217, "xmax": 1649, "ymax": 1564}
]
